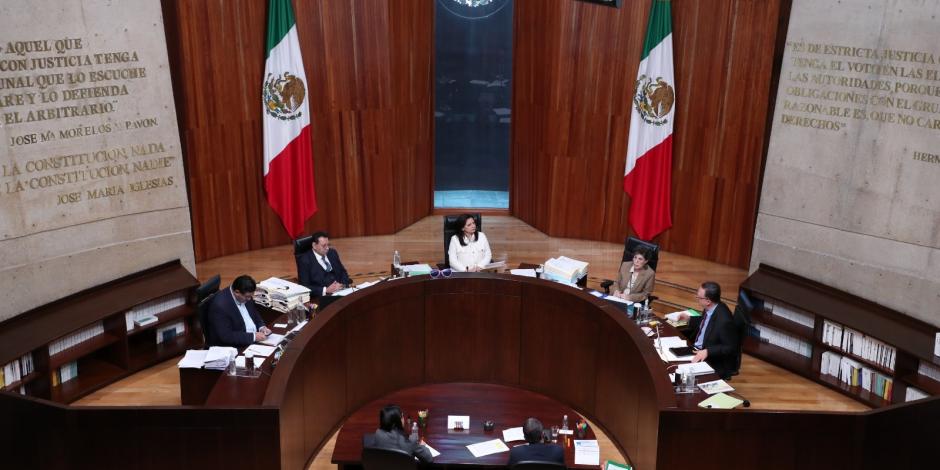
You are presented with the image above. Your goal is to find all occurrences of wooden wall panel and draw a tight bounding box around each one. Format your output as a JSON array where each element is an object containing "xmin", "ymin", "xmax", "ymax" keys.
[
  {"xmin": 511, "ymin": 0, "xmax": 787, "ymax": 267},
  {"xmin": 163, "ymin": 0, "xmax": 433, "ymax": 261}
]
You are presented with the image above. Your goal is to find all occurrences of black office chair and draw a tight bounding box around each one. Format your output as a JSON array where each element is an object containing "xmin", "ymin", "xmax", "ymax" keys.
[
  {"xmin": 600, "ymin": 236, "xmax": 660, "ymax": 297},
  {"xmin": 361, "ymin": 446, "xmax": 417, "ymax": 470},
  {"xmin": 511, "ymin": 461, "xmax": 567, "ymax": 469},
  {"xmin": 197, "ymin": 291, "xmax": 217, "ymax": 348},
  {"xmin": 442, "ymin": 213, "xmax": 482, "ymax": 268},
  {"xmin": 293, "ymin": 235, "xmax": 315, "ymax": 279},
  {"xmin": 730, "ymin": 289, "xmax": 756, "ymax": 377},
  {"xmin": 195, "ymin": 274, "xmax": 221, "ymax": 304}
]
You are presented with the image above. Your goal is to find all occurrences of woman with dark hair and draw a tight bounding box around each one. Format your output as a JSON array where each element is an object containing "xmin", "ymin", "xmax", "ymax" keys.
[
  {"xmin": 613, "ymin": 246, "xmax": 656, "ymax": 302},
  {"xmin": 447, "ymin": 214, "xmax": 492, "ymax": 272},
  {"xmin": 362, "ymin": 404, "xmax": 434, "ymax": 463}
]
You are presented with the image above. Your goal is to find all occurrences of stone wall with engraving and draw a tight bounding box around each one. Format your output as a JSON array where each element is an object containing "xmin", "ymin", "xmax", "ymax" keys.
[
  {"xmin": 753, "ymin": 0, "xmax": 940, "ymax": 326},
  {"xmin": 0, "ymin": 0, "xmax": 194, "ymax": 320}
]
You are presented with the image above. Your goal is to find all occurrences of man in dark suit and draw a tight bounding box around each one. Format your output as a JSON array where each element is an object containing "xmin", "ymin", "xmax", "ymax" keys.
[
  {"xmin": 507, "ymin": 418, "xmax": 564, "ymax": 466},
  {"xmin": 297, "ymin": 231, "xmax": 351, "ymax": 296},
  {"xmin": 689, "ymin": 281, "xmax": 740, "ymax": 379},
  {"xmin": 207, "ymin": 275, "xmax": 271, "ymax": 348},
  {"xmin": 362, "ymin": 404, "xmax": 433, "ymax": 463}
]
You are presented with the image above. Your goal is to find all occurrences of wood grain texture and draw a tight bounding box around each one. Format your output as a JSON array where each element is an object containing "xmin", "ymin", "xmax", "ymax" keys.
[
  {"xmin": 511, "ymin": 0, "xmax": 787, "ymax": 267},
  {"xmin": 162, "ymin": 0, "xmax": 433, "ymax": 261}
]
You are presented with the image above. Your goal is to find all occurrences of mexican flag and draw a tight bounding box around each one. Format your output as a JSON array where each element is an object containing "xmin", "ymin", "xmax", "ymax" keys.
[
  {"xmin": 263, "ymin": 0, "xmax": 317, "ymax": 238},
  {"xmin": 624, "ymin": 0, "xmax": 675, "ymax": 241}
]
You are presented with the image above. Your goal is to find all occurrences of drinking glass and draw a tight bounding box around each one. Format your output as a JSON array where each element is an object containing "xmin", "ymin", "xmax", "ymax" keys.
[{"xmin": 550, "ymin": 425, "xmax": 559, "ymax": 443}]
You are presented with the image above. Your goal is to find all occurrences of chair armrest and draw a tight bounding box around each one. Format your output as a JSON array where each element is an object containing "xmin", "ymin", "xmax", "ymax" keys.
[{"xmin": 599, "ymin": 279, "xmax": 614, "ymax": 294}]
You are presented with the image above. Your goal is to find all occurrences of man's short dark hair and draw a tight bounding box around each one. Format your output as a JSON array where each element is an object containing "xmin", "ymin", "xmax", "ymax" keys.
[
  {"xmin": 232, "ymin": 275, "xmax": 256, "ymax": 294},
  {"xmin": 311, "ymin": 231, "xmax": 329, "ymax": 245},
  {"xmin": 522, "ymin": 417, "xmax": 543, "ymax": 444},
  {"xmin": 701, "ymin": 281, "xmax": 721, "ymax": 303}
]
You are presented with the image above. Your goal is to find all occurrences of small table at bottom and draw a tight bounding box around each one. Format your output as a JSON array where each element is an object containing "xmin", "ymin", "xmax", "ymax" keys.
[{"xmin": 332, "ymin": 382, "xmax": 600, "ymax": 469}]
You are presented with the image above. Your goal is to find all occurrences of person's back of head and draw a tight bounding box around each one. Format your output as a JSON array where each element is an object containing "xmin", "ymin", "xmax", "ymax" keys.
[
  {"xmin": 522, "ymin": 417, "xmax": 543, "ymax": 444},
  {"xmin": 379, "ymin": 404, "xmax": 404, "ymax": 433}
]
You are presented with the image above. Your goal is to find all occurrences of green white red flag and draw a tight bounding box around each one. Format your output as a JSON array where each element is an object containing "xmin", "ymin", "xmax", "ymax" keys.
[
  {"xmin": 624, "ymin": 0, "xmax": 675, "ymax": 240},
  {"xmin": 263, "ymin": 0, "xmax": 317, "ymax": 237}
]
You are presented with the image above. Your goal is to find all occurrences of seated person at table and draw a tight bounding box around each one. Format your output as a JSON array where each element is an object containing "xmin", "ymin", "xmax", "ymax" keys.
[
  {"xmin": 362, "ymin": 404, "xmax": 433, "ymax": 463},
  {"xmin": 688, "ymin": 281, "xmax": 739, "ymax": 379},
  {"xmin": 613, "ymin": 246, "xmax": 656, "ymax": 303},
  {"xmin": 447, "ymin": 214, "xmax": 492, "ymax": 272},
  {"xmin": 207, "ymin": 275, "xmax": 271, "ymax": 348},
  {"xmin": 507, "ymin": 418, "xmax": 564, "ymax": 466},
  {"xmin": 298, "ymin": 231, "xmax": 351, "ymax": 296}
]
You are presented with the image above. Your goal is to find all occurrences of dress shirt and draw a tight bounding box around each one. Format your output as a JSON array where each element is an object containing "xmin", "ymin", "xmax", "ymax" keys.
[
  {"xmin": 448, "ymin": 231, "xmax": 492, "ymax": 272},
  {"xmin": 230, "ymin": 287, "xmax": 257, "ymax": 334},
  {"xmin": 315, "ymin": 252, "xmax": 331, "ymax": 295},
  {"xmin": 694, "ymin": 303, "xmax": 717, "ymax": 350}
]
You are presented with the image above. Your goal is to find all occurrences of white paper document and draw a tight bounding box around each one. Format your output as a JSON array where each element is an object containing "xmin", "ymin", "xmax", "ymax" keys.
[
  {"xmin": 698, "ymin": 379, "xmax": 734, "ymax": 395},
  {"xmin": 509, "ymin": 269, "xmax": 536, "ymax": 278},
  {"xmin": 574, "ymin": 439, "xmax": 600, "ymax": 465},
  {"xmin": 259, "ymin": 333, "xmax": 285, "ymax": 346},
  {"xmin": 502, "ymin": 427, "xmax": 525, "ymax": 442},
  {"xmin": 177, "ymin": 349, "xmax": 208, "ymax": 368},
  {"xmin": 466, "ymin": 439, "xmax": 509, "ymax": 457},
  {"xmin": 235, "ymin": 356, "xmax": 265, "ymax": 369},
  {"xmin": 447, "ymin": 415, "xmax": 470, "ymax": 430},
  {"xmin": 603, "ymin": 295, "xmax": 632, "ymax": 305},
  {"xmin": 273, "ymin": 323, "xmax": 288, "ymax": 328},
  {"xmin": 290, "ymin": 321, "xmax": 308, "ymax": 333},
  {"xmin": 244, "ymin": 344, "xmax": 276, "ymax": 357},
  {"xmin": 424, "ymin": 444, "xmax": 441, "ymax": 458},
  {"xmin": 333, "ymin": 287, "xmax": 357, "ymax": 297},
  {"xmin": 677, "ymin": 361, "xmax": 715, "ymax": 376}
]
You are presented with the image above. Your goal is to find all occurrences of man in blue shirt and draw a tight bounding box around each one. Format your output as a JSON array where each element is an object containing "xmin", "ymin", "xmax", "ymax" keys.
[{"xmin": 689, "ymin": 281, "xmax": 739, "ymax": 379}]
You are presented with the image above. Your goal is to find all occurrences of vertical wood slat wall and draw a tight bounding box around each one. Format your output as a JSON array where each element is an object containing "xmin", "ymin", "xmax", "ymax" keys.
[
  {"xmin": 511, "ymin": 0, "xmax": 786, "ymax": 268},
  {"xmin": 162, "ymin": 0, "xmax": 433, "ymax": 262}
]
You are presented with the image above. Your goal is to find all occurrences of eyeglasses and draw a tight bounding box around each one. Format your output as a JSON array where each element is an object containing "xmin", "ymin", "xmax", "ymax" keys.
[{"xmin": 430, "ymin": 268, "xmax": 453, "ymax": 279}]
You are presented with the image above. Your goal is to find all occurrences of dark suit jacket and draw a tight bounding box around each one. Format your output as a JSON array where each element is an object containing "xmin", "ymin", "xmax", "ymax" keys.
[
  {"xmin": 689, "ymin": 302, "xmax": 739, "ymax": 379},
  {"xmin": 297, "ymin": 249, "xmax": 351, "ymax": 294},
  {"xmin": 507, "ymin": 442, "xmax": 565, "ymax": 466},
  {"xmin": 206, "ymin": 287, "xmax": 265, "ymax": 348},
  {"xmin": 363, "ymin": 429, "xmax": 433, "ymax": 463}
]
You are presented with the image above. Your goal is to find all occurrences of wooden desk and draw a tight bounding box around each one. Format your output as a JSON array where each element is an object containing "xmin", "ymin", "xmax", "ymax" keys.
[{"xmin": 331, "ymin": 382, "xmax": 597, "ymax": 469}]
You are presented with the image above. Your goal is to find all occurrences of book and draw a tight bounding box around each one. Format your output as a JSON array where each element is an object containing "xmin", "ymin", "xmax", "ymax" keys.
[
  {"xmin": 698, "ymin": 379, "xmax": 734, "ymax": 394},
  {"xmin": 605, "ymin": 461, "xmax": 632, "ymax": 470}
]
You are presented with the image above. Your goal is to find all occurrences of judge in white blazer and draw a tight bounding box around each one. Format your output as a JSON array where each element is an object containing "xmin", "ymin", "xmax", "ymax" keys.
[{"xmin": 447, "ymin": 214, "xmax": 492, "ymax": 272}]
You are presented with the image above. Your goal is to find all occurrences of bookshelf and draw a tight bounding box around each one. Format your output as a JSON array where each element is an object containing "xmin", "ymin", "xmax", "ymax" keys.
[
  {"xmin": 0, "ymin": 260, "xmax": 200, "ymax": 404},
  {"xmin": 741, "ymin": 264, "xmax": 939, "ymax": 408}
]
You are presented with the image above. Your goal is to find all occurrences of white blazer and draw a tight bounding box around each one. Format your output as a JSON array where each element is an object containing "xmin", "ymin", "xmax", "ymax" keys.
[{"xmin": 448, "ymin": 232, "xmax": 492, "ymax": 272}]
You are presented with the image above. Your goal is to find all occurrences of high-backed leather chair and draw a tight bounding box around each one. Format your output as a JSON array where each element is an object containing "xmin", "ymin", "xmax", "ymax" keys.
[
  {"xmin": 600, "ymin": 236, "xmax": 660, "ymax": 296},
  {"xmin": 195, "ymin": 274, "xmax": 220, "ymax": 304},
  {"xmin": 511, "ymin": 461, "xmax": 567, "ymax": 469},
  {"xmin": 197, "ymin": 292, "xmax": 217, "ymax": 348},
  {"xmin": 442, "ymin": 213, "xmax": 482, "ymax": 268},
  {"xmin": 361, "ymin": 446, "xmax": 417, "ymax": 470},
  {"xmin": 730, "ymin": 290, "xmax": 755, "ymax": 376}
]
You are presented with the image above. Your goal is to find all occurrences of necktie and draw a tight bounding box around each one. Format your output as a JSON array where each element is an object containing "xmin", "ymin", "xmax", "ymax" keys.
[{"xmin": 322, "ymin": 254, "xmax": 333, "ymax": 272}]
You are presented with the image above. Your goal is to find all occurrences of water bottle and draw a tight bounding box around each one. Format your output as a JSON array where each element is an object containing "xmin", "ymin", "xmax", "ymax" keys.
[
  {"xmin": 393, "ymin": 250, "xmax": 401, "ymax": 276},
  {"xmin": 410, "ymin": 421, "xmax": 419, "ymax": 442},
  {"xmin": 562, "ymin": 414, "xmax": 569, "ymax": 431}
]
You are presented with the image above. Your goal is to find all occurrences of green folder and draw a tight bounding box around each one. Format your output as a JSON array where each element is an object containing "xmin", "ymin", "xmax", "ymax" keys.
[
  {"xmin": 686, "ymin": 308, "xmax": 702, "ymax": 316},
  {"xmin": 605, "ymin": 461, "xmax": 632, "ymax": 470},
  {"xmin": 698, "ymin": 392, "xmax": 743, "ymax": 409}
]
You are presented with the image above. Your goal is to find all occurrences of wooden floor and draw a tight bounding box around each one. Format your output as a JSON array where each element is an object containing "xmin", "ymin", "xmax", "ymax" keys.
[{"xmin": 75, "ymin": 215, "xmax": 867, "ymax": 469}]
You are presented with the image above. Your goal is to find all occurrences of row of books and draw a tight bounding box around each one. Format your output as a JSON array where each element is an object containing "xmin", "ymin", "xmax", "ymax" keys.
[
  {"xmin": 762, "ymin": 300, "xmax": 815, "ymax": 328},
  {"xmin": 1, "ymin": 352, "xmax": 35, "ymax": 388},
  {"xmin": 49, "ymin": 321, "xmax": 104, "ymax": 356},
  {"xmin": 821, "ymin": 320, "xmax": 896, "ymax": 371},
  {"xmin": 917, "ymin": 361, "xmax": 940, "ymax": 382},
  {"xmin": 125, "ymin": 292, "xmax": 187, "ymax": 331},
  {"xmin": 254, "ymin": 277, "xmax": 310, "ymax": 313},
  {"xmin": 821, "ymin": 351, "xmax": 894, "ymax": 401},
  {"xmin": 51, "ymin": 360, "xmax": 79, "ymax": 386},
  {"xmin": 752, "ymin": 323, "xmax": 813, "ymax": 358},
  {"xmin": 156, "ymin": 321, "xmax": 186, "ymax": 344}
]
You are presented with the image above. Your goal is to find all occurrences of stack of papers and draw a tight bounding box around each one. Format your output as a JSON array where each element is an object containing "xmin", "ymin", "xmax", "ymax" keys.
[
  {"xmin": 542, "ymin": 256, "xmax": 588, "ymax": 284},
  {"xmin": 502, "ymin": 427, "xmax": 525, "ymax": 442},
  {"xmin": 654, "ymin": 336, "xmax": 694, "ymax": 362},
  {"xmin": 509, "ymin": 269, "xmax": 536, "ymax": 277},
  {"xmin": 665, "ymin": 309, "xmax": 700, "ymax": 327},
  {"xmin": 177, "ymin": 349, "xmax": 208, "ymax": 368},
  {"xmin": 333, "ymin": 279, "xmax": 382, "ymax": 297},
  {"xmin": 574, "ymin": 440, "xmax": 600, "ymax": 465},
  {"xmin": 203, "ymin": 346, "xmax": 237, "ymax": 370},
  {"xmin": 254, "ymin": 277, "xmax": 311, "ymax": 313},
  {"xmin": 466, "ymin": 439, "xmax": 509, "ymax": 457},
  {"xmin": 698, "ymin": 392, "xmax": 744, "ymax": 409},
  {"xmin": 677, "ymin": 361, "xmax": 715, "ymax": 377},
  {"xmin": 259, "ymin": 333, "xmax": 285, "ymax": 346},
  {"xmin": 698, "ymin": 379, "xmax": 734, "ymax": 394},
  {"xmin": 244, "ymin": 344, "xmax": 276, "ymax": 357}
]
